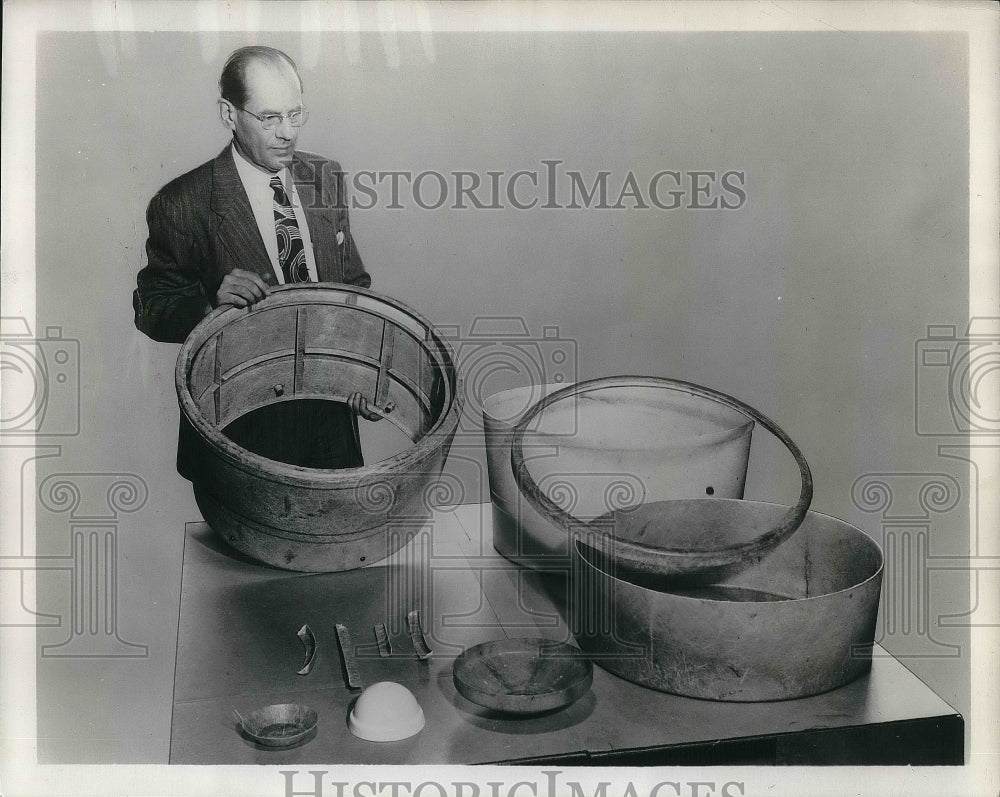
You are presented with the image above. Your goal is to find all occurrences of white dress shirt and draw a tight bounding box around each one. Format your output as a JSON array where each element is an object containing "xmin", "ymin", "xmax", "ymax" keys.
[{"xmin": 231, "ymin": 143, "xmax": 319, "ymax": 283}]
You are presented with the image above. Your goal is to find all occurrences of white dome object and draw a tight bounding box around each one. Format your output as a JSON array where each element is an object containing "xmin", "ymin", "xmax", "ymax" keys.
[{"xmin": 348, "ymin": 681, "xmax": 425, "ymax": 742}]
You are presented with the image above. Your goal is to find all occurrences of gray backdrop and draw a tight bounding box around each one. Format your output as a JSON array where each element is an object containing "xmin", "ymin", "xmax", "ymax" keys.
[{"xmin": 30, "ymin": 30, "xmax": 970, "ymax": 761}]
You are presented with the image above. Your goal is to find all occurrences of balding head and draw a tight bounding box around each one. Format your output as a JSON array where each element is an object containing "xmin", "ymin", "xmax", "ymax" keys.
[{"xmin": 219, "ymin": 46, "xmax": 303, "ymax": 108}]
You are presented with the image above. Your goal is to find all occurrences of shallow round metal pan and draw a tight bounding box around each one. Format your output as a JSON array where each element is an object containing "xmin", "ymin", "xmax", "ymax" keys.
[
  {"xmin": 233, "ymin": 703, "xmax": 318, "ymax": 747},
  {"xmin": 453, "ymin": 638, "xmax": 593, "ymax": 714}
]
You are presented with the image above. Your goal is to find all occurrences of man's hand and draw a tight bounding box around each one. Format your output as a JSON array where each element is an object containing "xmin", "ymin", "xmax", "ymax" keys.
[
  {"xmin": 214, "ymin": 269, "xmax": 268, "ymax": 308},
  {"xmin": 348, "ymin": 392, "xmax": 384, "ymax": 422}
]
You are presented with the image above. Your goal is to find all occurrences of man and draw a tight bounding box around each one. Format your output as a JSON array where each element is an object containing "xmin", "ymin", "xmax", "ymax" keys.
[{"xmin": 134, "ymin": 45, "xmax": 379, "ymax": 469}]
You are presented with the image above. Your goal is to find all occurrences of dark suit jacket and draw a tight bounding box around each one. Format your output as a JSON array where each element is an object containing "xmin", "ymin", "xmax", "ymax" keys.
[
  {"xmin": 135, "ymin": 146, "xmax": 371, "ymax": 471},
  {"xmin": 133, "ymin": 146, "xmax": 370, "ymax": 343}
]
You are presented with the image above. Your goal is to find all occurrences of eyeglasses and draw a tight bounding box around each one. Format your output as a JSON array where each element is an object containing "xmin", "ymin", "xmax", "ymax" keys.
[{"xmin": 236, "ymin": 106, "xmax": 309, "ymax": 130}]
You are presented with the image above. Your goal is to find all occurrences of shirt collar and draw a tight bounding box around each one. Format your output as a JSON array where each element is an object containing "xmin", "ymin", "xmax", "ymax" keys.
[{"xmin": 230, "ymin": 142, "xmax": 289, "ymax": 191}]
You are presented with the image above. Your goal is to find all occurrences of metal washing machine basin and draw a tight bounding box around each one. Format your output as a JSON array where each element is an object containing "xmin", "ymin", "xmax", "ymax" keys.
[{"xmin": 176, "ymin": 284, "xmax": 462, "ymax": 572}]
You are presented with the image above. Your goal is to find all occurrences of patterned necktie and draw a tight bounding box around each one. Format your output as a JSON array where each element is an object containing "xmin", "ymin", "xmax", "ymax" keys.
[{"xmin": 270, "ymin": 175, "xmax": 310, "ymax": 283}]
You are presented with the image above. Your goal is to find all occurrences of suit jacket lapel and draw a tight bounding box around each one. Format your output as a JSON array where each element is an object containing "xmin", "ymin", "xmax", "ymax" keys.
[
  {"xmin": 292, "ymin": 153, "xmax": 340, "ymax": 282},
  {"xmin": 211, "ymin": 146, "xmax": 275, "ymax": 284}
]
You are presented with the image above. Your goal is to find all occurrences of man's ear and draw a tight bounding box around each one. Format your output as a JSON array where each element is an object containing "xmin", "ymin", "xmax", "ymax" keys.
[{"xmin": 218, "ymin": 99, "xmax": 237, "ymax": 132}]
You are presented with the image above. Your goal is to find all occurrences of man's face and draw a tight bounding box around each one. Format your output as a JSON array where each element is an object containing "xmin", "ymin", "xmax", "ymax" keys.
[{"xmin": 222, "ymin": 59, "xmax": 303, "ymax": 173}]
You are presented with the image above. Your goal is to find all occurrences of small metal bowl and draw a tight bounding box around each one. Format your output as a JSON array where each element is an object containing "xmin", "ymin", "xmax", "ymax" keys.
[
  {"xmin": 453, "ymin": 638, "xmax": 593, "ymax": 714},
  {"xmin": 233, "ymin": 703, "xmax": 318, "ymax": 747}
]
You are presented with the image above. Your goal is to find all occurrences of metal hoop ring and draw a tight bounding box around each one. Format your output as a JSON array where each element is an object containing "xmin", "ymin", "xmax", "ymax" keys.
[{"xmin": 510, "ymin": 376, "xmax": 813, "ymax": 576}]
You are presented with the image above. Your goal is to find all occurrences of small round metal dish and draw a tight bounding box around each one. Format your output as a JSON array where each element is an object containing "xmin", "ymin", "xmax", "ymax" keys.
[
  {"xmin": 233, "ymin": 703, "xmax": 318, "ymax": 747},
  {"xmin": 453, "ymin": 638, "xmax": 593, "ymax": 714}
]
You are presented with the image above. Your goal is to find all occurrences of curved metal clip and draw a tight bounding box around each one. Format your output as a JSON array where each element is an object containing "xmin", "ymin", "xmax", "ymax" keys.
[
  {"xmin": 407, "ymin": 609, "xmax": 432, "ymax": 660},
  {"xmin": 297, "ymin": 624, "xmax": 317, "ymax": 675},
  {"xmin": 374, "ymin": 623, "xmax": 392, "ymax": 658}
]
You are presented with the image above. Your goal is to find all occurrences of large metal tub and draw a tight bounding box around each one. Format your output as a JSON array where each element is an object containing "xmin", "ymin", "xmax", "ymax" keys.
[
  {"xmin": 572, "ymin": 500, "xmax": 884, "ymax": 701},
  {"xmin": 485, "ymin": 378, "xmax": 755, "ymax": 568},
  {"xmin": 176, "ymin": 284, "xmax": 462, "ymax": 572},
  {"xmin": 506, "ymin": 377, "xmax": 880, "ymax": 702}
]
